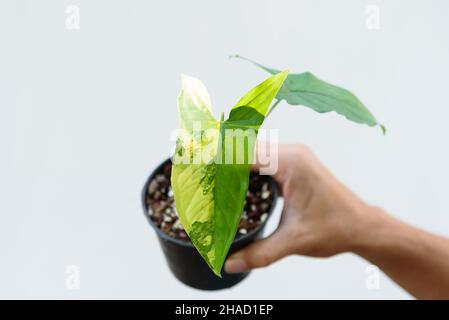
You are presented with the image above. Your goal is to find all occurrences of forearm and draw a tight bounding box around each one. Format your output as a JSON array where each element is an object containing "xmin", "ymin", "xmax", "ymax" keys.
[{"xmin": 352, "ymin": 207, "xmax": 449, "ymax": 299}]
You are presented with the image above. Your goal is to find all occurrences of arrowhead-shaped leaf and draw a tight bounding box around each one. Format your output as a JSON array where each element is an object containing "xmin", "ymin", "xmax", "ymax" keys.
[
  {"xmin": 231, "ymin": 55, "xmax": 385, "ymax": 134},
  {"xmin": 171, "ymin": 71, "xmax": 288, "ymax": 276}
]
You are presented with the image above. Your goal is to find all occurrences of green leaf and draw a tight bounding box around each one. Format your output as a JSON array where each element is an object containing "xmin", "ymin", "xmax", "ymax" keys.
[
  {"xmin": 230, "ymin": 55, "xmax": 385, "ymax": 133},
  {"xmin": 171, "ymin": 72, "xmax": 287, "ymax": 276}
]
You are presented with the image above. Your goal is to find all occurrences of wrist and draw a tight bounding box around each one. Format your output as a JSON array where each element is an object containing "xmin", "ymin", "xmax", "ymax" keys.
[{"xmin": 348, "ymin": 205, "xmax": 398, "ymax": 255}]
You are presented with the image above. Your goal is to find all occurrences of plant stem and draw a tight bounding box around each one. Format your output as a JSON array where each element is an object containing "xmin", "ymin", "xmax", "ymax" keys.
[{"xmin": 266, "ymin": 99, "xmax": 281, "ymax": 117}]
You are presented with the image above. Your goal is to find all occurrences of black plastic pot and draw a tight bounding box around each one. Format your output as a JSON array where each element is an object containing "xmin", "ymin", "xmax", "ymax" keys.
[{"xmin": 141, "ymin": 158, "xmax": 280, "ymax": 290}]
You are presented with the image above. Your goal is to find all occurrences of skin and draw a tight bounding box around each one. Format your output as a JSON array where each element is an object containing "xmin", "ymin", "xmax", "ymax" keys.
[{"xmin": 225, "ymin": 144, "xmax": 449, "ymax": 299}]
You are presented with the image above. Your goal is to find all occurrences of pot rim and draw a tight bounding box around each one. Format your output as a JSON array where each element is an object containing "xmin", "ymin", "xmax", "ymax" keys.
[{"xmin": 141, "ymin": 157, "xmax": 280, "ymax": 248}]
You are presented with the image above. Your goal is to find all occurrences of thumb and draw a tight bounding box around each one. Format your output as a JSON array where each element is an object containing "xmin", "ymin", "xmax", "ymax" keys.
[{"xmin": 224, "ymin": 228, "xmax": 292, "ymax": 273}]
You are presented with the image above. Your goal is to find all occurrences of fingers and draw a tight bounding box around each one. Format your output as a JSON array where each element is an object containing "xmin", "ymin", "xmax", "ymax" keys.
[
  {"xmin": 224, "ymin": 228, "xmax": 292, "ymax": 273},
  {"xmin": 252, "ymin": 142, "xmax": 301, "ymax": 183},
  {"xmin": 251, "ymin": 141, "xmax": 280, "ymax": 177}
]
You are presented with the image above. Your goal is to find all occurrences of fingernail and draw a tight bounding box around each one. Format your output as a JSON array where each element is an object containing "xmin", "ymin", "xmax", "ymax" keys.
[{"xmin": 225, "ymin": 258, "xmax": 248, "ymax": 273}]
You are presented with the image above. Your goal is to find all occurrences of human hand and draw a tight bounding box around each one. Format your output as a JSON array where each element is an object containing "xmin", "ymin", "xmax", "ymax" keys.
[
  {"xmin": 225, "ymin": 143, "xmax": 377, "ymax": 273},
  {"xmin": 224, "ymin": 144, "xmax": 449, "ymax": 299}
]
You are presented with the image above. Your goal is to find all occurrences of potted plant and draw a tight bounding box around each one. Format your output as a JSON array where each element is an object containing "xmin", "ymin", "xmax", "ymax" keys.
[{"xmin": 142, "ymin": 56, "xmax": 384, "ymax": 290}]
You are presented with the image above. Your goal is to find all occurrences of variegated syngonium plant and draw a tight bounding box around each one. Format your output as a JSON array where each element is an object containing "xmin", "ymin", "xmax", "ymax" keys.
[
  {"xmin": 171, "ymin": 71, "xmax": 289, "ymax": 276},
  {"xmin": 171, "ymin": 57, "xmax": 384, "ymax": 276}
]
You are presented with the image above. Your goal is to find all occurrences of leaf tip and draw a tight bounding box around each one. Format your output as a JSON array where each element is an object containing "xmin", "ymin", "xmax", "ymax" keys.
[
  {"xmin": 180, "ymin": 73, "xmax": 189, "ymax": 84},
  {"xmin": 229, "ymin": 54, "xmax": 240, "ymax": 59},
  {"xmin": 380, "ymin": 124, "xmax": 387, "ymax": 135},
  {"xmin": 276, "ymin": 70, "xmax": 289, "ymax": 82},
  {"xmin": 212, "ymin": 267, "xmax": 222, "ymax": 278}
]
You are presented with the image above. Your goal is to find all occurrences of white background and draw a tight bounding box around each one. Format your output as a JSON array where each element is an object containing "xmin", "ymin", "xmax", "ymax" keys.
[{"xmin": 1, "ymin": 0, "xmax": 448, "ymax": 299}]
